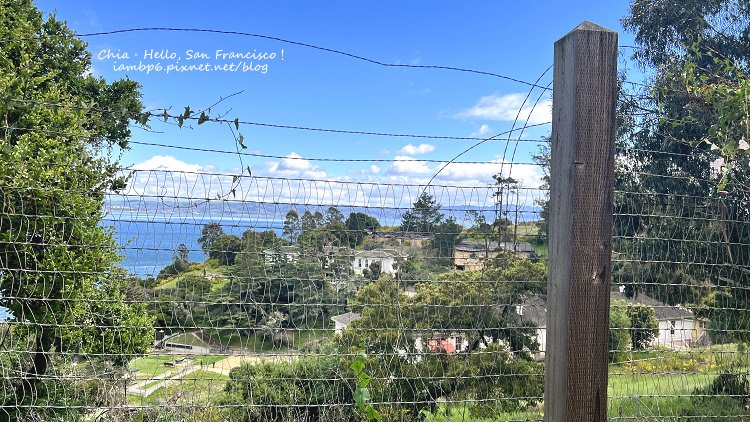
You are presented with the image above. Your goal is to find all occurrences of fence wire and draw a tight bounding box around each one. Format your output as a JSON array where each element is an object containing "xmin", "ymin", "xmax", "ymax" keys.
[
  {"xmin": 6, "ymin": 10, "xmax": 750, "ymax": 421},
  {"xmin": 1, "ymin": 107, "xmax": 552, "ymax": 421}
]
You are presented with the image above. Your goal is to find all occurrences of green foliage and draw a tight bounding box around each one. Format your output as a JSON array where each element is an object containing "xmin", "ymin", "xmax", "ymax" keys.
[
  {"xmin": 609, "ymin": 301, "xmax": 632, "ymax": 362},
  {"xmin": 345, "ymin": 212, "xmax": 380, "ymax": 248},
  {"xmin": 222, "ymin": 342, "xmax": 356, "ymax": 421},
  {"xmin": 282, "ymin": 209, "xmax": 301, "ymax": 243},
  {"xmin": 362, "ymin": 261, "xmax": 382, "ymax": 281},
  {"xmin": 0, "ymin": 1, "xmax": 153, "ymax": 417},
  {"xmin": 432, "ymin": 216, "xmax": 462, "ymax": 258},
  {"xmin": 224, "ymin": 240, "xmax": 334, "ymax": 330},
  {"xmin": 150, "ymin": 275, "xmax": 211, "ymax": 328},
  {"xmin": 618, "ymin": 0, "xmax": 750, "ymax": 333},
  {"xmin": 626, "ymin": 303, "xmax": 659, "ymax": 350},
  {"xmin": 198, "ymin": 222, "xmax": 224, "ymax": 255},
  {"xmin": 400, "ymin": 192, "xmax": 442, "ymax": 233},
  {"xmin": 338, "ymin": 259, "xmax": 546, "ymax": 417},
  {"xmin": 175, "ymin": 243, "xmax": 190, "ymax": 262},
  {"xmin": 693, "ymin": 371, "xmax": 750, "ymax": 407},
  {"xmin": 209, "ymin": 233, "xmax": 242, "ymax": 266},
  {"xmin": 157, "ymin": 257, "xmax": 191, "ymax": 280},
  {"xmin": 350, "ymin": 352, "xmax": 381, "ymax": 421}
]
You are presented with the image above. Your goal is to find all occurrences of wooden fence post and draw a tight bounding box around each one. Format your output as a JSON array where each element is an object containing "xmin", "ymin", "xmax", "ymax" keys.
[{"xmin": 544, "ymin": 21, "xmax": 617, "ymax": 421}]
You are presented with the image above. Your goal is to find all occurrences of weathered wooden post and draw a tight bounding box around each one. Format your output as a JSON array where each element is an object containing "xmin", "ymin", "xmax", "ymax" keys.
[{"xmin": 544, "ymin": 22, "xmax": 617, "ymax": 421}]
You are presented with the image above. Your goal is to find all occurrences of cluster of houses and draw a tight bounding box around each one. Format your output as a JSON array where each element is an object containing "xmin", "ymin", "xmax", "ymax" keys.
[
  {"xmin": 332, "ymin": 289, "xmax": 709, "ymax": 360},
  {"xmin": 265, "ymin": 229, "xmax": 711, "ymax": 357},
  {"xmin": 263, "ymin": 229, "xmax": 537, "ymax": 276}
]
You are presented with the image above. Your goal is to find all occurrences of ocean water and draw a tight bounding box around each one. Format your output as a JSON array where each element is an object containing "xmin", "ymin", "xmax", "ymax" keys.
[{"xmin": 108, "ymin": 212, "xmax": 285, "ymax": 278}]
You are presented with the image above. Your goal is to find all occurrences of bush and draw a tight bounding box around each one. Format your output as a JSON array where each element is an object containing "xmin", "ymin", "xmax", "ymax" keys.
[
  {"xmin": 156, "ymin": 259, "xmax": 190, "ymax": 280},
  {"xmin": 609, "ymin": 301, "xmax": 632, "ymax": 362},
  {"xmin": 627, "ymin": 303, "xmax": 659, "ymax": 350},
  {"xmin": 694, "ymin": 371, "xmax": 750, "ymax": 406}
]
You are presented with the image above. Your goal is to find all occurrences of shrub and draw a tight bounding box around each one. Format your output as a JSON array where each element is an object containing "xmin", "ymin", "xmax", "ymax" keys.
[{"xmin": 609, "ymin": 301, "xmax": 632, "ymax": 362}]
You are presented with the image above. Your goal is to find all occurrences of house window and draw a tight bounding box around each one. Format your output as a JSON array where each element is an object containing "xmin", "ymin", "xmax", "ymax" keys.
[
  {"xmin": 669, "ymin": 320, "xmax": 676, "ymax": 336},
  {"xmin": 358, "ymin": 259, "xmax": 362, "ymax": 268},
  {"xmin": 365, "ymin": 259, "xmax": 369, "ymax": 267}
]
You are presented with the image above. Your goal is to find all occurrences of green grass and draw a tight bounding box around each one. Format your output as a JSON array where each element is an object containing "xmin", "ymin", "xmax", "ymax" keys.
[
  {"xmin": 154, "ymin": 260, "xmax": 230, "ymax": 291},
  {"xmin": 205, "ymin": 325, "xmax": 331, "ymax": 351},
  {"xmin": 129, "ymin": 355, "xmax": 185, "ymax": 380},
  {"xmin": 426, "ymin": 347, "xmax": 750, "ymax": 421},
  {"xmin": 286, "ymin": 327, "xmax": 333, "ymax": 349},
  {"xmin": 204, "ymin": 329, "xmax": 277, "ymax": 351},
  {"xmin": 196, "ymin": 355, "xmax": 226, "ymax": 366},
  {"xmin": 128, "ymin": 370, "xmax": 230, "ymax": 406}
]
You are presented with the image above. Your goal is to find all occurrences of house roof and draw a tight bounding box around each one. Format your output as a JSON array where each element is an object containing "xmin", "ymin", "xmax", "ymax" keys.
[
  {"xmin": 516, "ymin": 291, "xmax": 696, "ymax": 327},
  {"xmin": 331, "ymin": 312, "xmax": 361, "ymax": 326},
  {"xmin": 369, "ymin": 231, "xmax": 434, "ymax": 240},
  {"xmin": 454, "ymin": 241, "xmax": 500, "ymax": 252},
  {"xmin": 354, "ymin": 249, "xmax": 407, "ymax": 259},
  {"xmin": 498, "ymin": 242, "xmax": 535, "ymax": 253},
  {"xmin": 610, "ymin": 291, "xmax": 694, "ymax": 320},
  {"xmin": 517, "ymin": 295, "xmax": 547, "ymax": 327},
  {"xmin": 455, "ymin": 241, "xmax": 535, "ymax": 254}
]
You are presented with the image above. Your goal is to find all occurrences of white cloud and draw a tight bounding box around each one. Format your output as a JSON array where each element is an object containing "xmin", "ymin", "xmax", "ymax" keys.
[
  {"xmin": 456, "ymin": 93, "xmax": 552, "ymax": 125},
  {"xmin": 398, "ymin": 143, "xmax": 436, "ymax": 155},
  {"xmin": 387, "ymin": 156, "xmax": 432, "ymax": 174},
  {"xmin": 369, "ymin": 165, "xmax": 381, "ymax": 174},
  {"xmin": 130, "ymin": 155, "xmax": 206, "ymax": 173},
  {"xmin": 266, "ymin": 152, "xmax": 327, "ymax": 179},
  {"xmin": 471, "ymin": 124, "xmax": 492, "ymax": 137}
]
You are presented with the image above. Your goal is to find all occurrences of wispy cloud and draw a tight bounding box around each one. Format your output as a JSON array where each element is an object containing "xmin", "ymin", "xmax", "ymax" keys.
[
  {"xmin": 266, "ymin": 152, "xmax": 327, "ymax": 179},
  {"xmin": 471, "ymin": 124, "xmax": 492, "ymax": 137},
  {"xmin": 398, "ymin": 143, "xmax": 435, "ymax": 155},
  {"xmin": 456, "ymin": 93, "xmax": 552, "ymax": 125}
]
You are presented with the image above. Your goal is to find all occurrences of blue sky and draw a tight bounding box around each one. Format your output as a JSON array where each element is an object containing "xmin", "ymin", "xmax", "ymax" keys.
[{"xmin": 36, "ymin": 1, "xmax": 638, "ymax": 206}]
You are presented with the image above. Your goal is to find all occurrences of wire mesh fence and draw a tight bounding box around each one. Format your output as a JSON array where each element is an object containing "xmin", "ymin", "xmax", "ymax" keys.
[{"xmin": 4, "ymin": 7, "xmax": 750, "ymax": 421}]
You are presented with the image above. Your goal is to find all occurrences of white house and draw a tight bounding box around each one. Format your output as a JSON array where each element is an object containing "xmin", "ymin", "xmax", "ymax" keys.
[
  {"xmin": 516, "ymin": 291, "xmax": 710, "ymax": 360},
  {"xmin": 610, "ymin": 290, "xmax": 708, "ymax": 350},
  {"xmin": 515, "ymin": 295, "xmax": 547, "ymax": 361},
  {"xmin": 352, "ymin": 249, "xmax": 407, "ymax": 276}
]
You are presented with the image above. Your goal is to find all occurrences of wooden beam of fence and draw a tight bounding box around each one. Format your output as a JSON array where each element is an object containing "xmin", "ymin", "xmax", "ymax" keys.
[{"xmin": 545, "ymin": 21, "xmax": 617, "ymax": 422}]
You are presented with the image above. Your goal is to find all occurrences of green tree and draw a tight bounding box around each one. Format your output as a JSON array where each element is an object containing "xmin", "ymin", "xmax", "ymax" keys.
[
  {"xmin": 432, "ymin": 216, "xmax": 462, "ymax": 258},
  {"xmin": 627, "ymin": 303, "xmax": 659, "ymax": 350},
  {"xmin": 175, "ymin": 243, "xmax": 191, "ymax": 263},
  {"xmin": 283, "ymin": 209, "xmax": 301, "ymax": 243},
  {"xmin": 221, "ymin": 342, "xmax": 356, "ymax": 421},
  {"xmin": 209, "ymin": 233, "xmax": 242, "ymax": 266},
  {"xmin": 198, "ymin": 222, "xmax": 224, "ymax": 255},
  {"xmin": 345, "ymin": 212, "xmax": 380, "ymax": 248},
  {"xmin": 342, "ymin": 276, "xmax": 543, "ymax": 418},
  {"xmin": 325, "ymin": 206, "xmax": 345, "ymax": 225},
  {"xmin": 617, "ymin": 0, "xmax": 750, "ymax": 326},
  {"xmin": 400, "ymin": 192, "xmax": 443, "ymax": 233},
  {"xmin": 0, "ymin": 1, "xmax": 153, "ymax": 417},
  {"xmin": 609, "ymin": 301, "xmax": 632, "ymax": 362},
  {"xmin": 362, "ymin": 261, "xmax": 382, "ymax": 281}
]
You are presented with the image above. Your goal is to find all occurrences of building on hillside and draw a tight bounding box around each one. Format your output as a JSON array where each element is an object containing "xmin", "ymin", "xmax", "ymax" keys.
[
  {"xmin": 366, "ymin": 230, "xmax": 434, "ymax": 248},
  {"xmin": 453, "ymin": 241, "xmax": 535, "ymax": 270},
  {"xmin": 611, "ymin": 290, "xmax": 709, "ymax": 350},
  {"xmin": 331, "ymin": 312, "xmax": 361, "ymax": 335},
  {"xmin": 353, "ymin": 249, "xmax": 407, "ymax": 275},
  {"xmin": 515, "ymin": 291, "xmax": 710, "ymax": 360},
  {"xmin": 514, "ymin": 295, "xmax": 547, "ymax": 361},
  {"xmin": 263, "ymin": 245, "xmax": 299, "ymax": 263}
]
